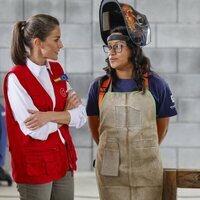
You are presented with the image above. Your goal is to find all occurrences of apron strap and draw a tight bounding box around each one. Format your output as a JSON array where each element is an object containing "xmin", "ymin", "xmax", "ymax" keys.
[
  {"xmin": 98, "ymin": 73, "xmax": 149, "ymax": 107},
  {"xmin": 144, "ymin": 72, "xmax": 149, "ymax": 89},
  {"xmin": 98, "ymin": 78, "xmax": 111, "ymax": 107}
]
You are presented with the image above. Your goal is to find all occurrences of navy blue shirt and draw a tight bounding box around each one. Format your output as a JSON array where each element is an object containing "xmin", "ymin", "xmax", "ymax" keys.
[{"xmin": 86, "ymin": 72, "xmax": 177, "ymax": 118}]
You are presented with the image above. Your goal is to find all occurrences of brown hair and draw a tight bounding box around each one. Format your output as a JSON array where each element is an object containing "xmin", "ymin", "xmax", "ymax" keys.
[
  {"xmin": 102, "ymin": 26, "xmax": 151, "ymax": 93},
  {"xmin": 11, "ymin": 14, "xmax": 59, "ymax": 65}
]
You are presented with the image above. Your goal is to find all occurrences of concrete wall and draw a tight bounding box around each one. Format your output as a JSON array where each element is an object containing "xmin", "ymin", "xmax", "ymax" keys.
[{"xmin": 1, "ymin": 0, "xmax": 200, "ymax": 172}]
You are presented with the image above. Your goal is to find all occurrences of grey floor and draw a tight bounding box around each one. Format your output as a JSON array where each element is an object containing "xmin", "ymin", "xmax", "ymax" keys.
[{"xmin": 0, "ymin": 172, "xmax": 200, "ymax": 200}]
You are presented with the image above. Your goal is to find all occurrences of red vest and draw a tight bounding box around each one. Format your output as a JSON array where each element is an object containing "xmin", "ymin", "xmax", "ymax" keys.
[{"xmin": 3, "ymin": 62, "xmax": 77, "ymax": 184}]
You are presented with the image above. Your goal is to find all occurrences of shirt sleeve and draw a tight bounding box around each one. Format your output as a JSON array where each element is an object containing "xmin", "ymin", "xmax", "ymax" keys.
[
  {"xmin": 7, "ymin": 73, "xmax": 58, "ymax": 140},
  {"xmin": 149, "ymin": 74, "xmax": 177, "ymax": 118},
  {"xmin": 68, "ymin": 104, "xmax": 87, "ymax": 128},
  {"xmin": 86, "ymin": 80, "xmax": 99, "ymax": 116}
]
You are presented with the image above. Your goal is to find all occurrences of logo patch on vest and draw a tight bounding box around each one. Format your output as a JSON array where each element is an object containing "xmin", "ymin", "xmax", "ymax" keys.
[{"xmin": 60, "ymin": 88, "xmax": 67, "ymax": 97}]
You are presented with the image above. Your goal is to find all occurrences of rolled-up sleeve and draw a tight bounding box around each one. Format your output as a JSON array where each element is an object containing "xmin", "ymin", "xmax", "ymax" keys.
[{"xmin": 68, "ymin": 104, "xmax": 87, "ymax": 128}]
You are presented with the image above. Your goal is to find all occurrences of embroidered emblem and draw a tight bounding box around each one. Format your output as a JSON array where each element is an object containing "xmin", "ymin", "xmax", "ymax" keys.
[
  {"xmin": 54, "ymin": 74, "xmax": 69, "ymax": 82},
  {"xmin": 170, "ymin": 95, "xmax": 176, "ymax": 109},
  {"xmin": 170, "ymin": 95, "xmax": 175, "ymax": 103},
  {"xmin": 60, "ymin": 88, "xmax": 67, "ymax": 97}
]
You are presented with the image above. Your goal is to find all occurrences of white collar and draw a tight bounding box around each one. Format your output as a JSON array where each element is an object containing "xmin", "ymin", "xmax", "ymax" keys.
[
  {"xmin": 46, "ymin": 62, "xmax": 53, "ymax": 74},
  {"xmin": 26, "ymin": 58, "xmax": 47, "ymax": 77}
]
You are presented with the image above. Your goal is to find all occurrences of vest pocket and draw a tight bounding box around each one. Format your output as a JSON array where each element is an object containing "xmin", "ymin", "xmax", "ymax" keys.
[
  {"xmin": 101, "ymin": 138, "xmax": 119, "ymax": 176},
  {"xmin": 25, "ymin": 155, "xmax": 45, "ymax": 176},
  {"xmin": 24, "ymin": 147, "xmax": 59, "ymax": 177}
]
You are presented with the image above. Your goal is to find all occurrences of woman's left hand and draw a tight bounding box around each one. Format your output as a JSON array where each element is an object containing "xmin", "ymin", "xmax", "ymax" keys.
[
  {"xmin": 65, "ymin": 90, "xmax": 82, "ymax": 110},
  {"xmin": 24, "ymin": 109, "xmax": 50, "ymax": 130}
]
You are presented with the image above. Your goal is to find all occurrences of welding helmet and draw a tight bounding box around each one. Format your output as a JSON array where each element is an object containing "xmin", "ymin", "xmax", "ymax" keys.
[{"xmin": 99, "ymin": 0, "xmax": 151, "ymax": 46}]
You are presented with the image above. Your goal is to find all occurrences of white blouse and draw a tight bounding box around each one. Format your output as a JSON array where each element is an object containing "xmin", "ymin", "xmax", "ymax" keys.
[{"xmin": 7, "ymin": 58, "xmax": 86, "ymax": 142}]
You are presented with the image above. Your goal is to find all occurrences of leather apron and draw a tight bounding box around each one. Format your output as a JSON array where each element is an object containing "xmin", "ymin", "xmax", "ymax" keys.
[{"xmin": 96, "ymin": 85, "xmax": 163, "ymax": 200}]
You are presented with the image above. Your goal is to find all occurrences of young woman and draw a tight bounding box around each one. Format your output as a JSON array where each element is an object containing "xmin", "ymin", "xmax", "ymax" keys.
[
  {"xmin": 87, "ymin": 25, "xmax": 177, "ymax": 200},
  {"xmin": 86, "ymin": 1, "xmax": 177, "ymax": 198},
  {"xmin": 4, "ymin": 14, "xmax": 86, "ymax": 200}
]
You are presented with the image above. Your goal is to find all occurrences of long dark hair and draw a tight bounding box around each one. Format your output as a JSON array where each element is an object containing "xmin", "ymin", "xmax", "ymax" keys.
[
  {"xmin": 11, "ymin": 14, "xmax": 59, "ymax": 65},
  {"xmin": 101, "ymin": 26, "xmax": 151, "ymax": 93}
]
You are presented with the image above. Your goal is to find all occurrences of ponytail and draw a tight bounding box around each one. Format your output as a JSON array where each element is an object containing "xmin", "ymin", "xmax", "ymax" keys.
[
  {"xmin": 11, "ymin": 21, "xmax": 27, "ymax": 65},
  {"xmin": 11, "ymin": 15, "xmax": 59, "ymax": 66}
]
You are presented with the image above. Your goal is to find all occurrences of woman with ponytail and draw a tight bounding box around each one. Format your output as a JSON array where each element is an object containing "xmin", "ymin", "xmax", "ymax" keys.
[
  {"xmin": 86, "ymin": 0, "xmax": 177, "ymax": 199},
  {"xmin": 4, "ymin": 14, "xmax": 86, "ymax": 200}
]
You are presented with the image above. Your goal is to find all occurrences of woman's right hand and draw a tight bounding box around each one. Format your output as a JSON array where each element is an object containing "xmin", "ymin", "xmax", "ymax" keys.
[
  {"xmin": 65, "ymin": 89, "xmax": 82, "ymax": 110},
  {"xmin": 24, "ymin": 109, "xmax": 50, "ymax": 130}
]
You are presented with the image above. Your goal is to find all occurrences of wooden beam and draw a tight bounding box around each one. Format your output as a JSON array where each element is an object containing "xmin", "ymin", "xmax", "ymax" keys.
[
  {"xmin": 162, "ymin": 169, "xmax": 200, "ymax": 200},
  {"xmin": 162, "ymin": 169, "xmax": 177, "ymax": 200},
  {"xmin": 177, "ymin": 169, "xmax": 200, "ymax": 188}
]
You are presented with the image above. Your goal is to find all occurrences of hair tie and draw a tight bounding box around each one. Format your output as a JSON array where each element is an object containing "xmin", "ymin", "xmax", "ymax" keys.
[{"xmin": 21, "ymin": 21, "xmax": 26, "ymax": 31}]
